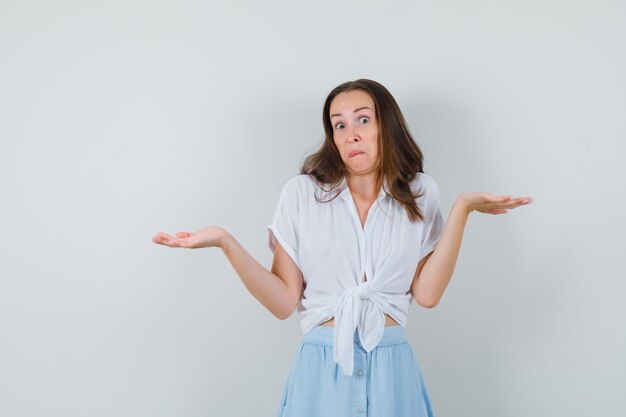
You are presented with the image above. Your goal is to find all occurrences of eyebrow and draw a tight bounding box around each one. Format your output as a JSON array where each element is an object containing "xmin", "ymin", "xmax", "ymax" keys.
[{"xmin": 330, "ymin": 106, "xmax": 373, "ymax": 119}]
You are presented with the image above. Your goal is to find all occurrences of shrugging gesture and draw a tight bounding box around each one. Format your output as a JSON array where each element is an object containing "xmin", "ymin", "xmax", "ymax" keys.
[{"xmin": 151, "ymin": 78, "xmax": 534, "ymax": 417}]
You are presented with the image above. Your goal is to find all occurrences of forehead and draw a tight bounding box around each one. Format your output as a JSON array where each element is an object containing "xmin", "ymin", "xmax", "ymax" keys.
[{"xmin": 329, "ymin": 90, "xmax": 375, "ymax": 115}]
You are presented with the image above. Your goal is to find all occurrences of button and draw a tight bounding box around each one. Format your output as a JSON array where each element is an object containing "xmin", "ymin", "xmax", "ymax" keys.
[
  {"xmin": 357, "ymin": 405, "xmax": 365, "ymax": 414},
  {"xmin": 356, "ymin": 370, "xmax": 364, "ymax": 377}
]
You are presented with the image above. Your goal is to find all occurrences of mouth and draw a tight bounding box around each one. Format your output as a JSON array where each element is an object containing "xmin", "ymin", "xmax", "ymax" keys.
[{"xmin": 348, "ymin": 151, "xmax": 364, "ymax": 157}]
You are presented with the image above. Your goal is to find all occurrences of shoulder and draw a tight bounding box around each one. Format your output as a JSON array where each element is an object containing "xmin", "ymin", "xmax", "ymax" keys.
[
  {"xmin": 278, "ymin": 174, "xmax": 345, "ymax": 206},
  {"xmin": 280, "ymin": 174, "xmax": 316, "ymax": 193},
  {"xmin": 410, "ymin": 172, "xmax": 440, "ymax": 194},
  {"xmin": 276, "ymin": 174, "xmax": 319, "ymax": 203}
]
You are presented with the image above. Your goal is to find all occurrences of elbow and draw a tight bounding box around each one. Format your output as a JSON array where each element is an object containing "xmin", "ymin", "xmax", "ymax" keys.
[
  {"xmin": 272, "ymin": 281, "xmax": 303, "ymax": 320},
  {"xmin": 418, "ymin": 298, "xmax": 440, "ymax": 309},
  {"xmin": 275, "ymin": 312, "xmax": 289, "ymax": 320},
  {"xmin": 414, "ymin": 292, "xmax": 441, "ymax": 309},
  {"xmin": 274, "ymin": 309, "xmax": 292, "ymax": 320},
  {"xmin": 273, "ymin": 300, "xmax": 299, "ymax": 321}
]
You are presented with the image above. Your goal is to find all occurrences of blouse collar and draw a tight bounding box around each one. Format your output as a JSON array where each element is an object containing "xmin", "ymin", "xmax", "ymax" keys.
[{"xmin": 338, "ymin": 176, "xmax": 391, "ymax": 202}]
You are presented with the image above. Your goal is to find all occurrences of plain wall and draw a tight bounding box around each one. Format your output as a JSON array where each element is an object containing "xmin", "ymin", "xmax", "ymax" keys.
[{"xmin": 1, "ymin": 1, "xmax": 625, "ymax": 416}]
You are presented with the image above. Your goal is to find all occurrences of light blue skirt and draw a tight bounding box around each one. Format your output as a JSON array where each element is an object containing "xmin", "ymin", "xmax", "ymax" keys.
[{"xmin": 277, "ymin": 325, "xmax": 434, "ymax": 417}]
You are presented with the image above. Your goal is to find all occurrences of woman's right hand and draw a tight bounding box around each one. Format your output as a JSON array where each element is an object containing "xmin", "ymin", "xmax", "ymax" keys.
[{"xmin": 151, "ymin": 226, "xmax": 228, "ymax": 249}]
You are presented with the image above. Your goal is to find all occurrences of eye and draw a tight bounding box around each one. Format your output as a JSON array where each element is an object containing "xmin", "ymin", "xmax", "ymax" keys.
[
  {"xmin": 334, "ymin": 122, "xmax": 344, "ymax": 130},
  {"xmin": 358, "ymin": 116, "xmax": 369, "ymax": 124}
]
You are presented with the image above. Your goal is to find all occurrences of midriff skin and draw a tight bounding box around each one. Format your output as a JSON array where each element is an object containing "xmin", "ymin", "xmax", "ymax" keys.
[{"xmin": 320, "ymin": 314, "xmax": 400, "ymax": 327}]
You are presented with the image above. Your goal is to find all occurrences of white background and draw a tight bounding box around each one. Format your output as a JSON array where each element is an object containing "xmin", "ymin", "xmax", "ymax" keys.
[{"xmin": 1, "ymin": 1, "xmax": 625, "ymax": 416}]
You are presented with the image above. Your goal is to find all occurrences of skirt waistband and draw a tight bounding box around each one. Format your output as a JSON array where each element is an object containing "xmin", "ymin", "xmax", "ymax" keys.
[{"xmin": 302, "ymin": 325, "xmax": 407, "ymax": 347}]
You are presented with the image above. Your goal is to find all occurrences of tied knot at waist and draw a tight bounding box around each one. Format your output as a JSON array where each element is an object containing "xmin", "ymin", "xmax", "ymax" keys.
[
  {"xmin": 355, "ymin": 280, "xmax": 369, "ymax": 300},
  {"xmin": 332, "ymin": 280, "xmax": 387, "ymax": 376},
  {"xmin": 300, "ymin": 281, "xmax": 411, "ymax": 377}
]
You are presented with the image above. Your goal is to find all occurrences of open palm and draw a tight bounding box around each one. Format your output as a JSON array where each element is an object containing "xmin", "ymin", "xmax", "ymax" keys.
[
  {"xmin": 151, "ymin": 226, "xmax": 226, "ymax": 249},
  {"xmin": 459, "ymin": 192, "xmax": 533, "ymax": 215}
]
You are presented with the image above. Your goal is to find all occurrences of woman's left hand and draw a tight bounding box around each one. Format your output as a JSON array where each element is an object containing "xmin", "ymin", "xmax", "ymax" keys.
[{"xmin": 456, "ymin": 192, "xmax": 533, "ymax": 215}]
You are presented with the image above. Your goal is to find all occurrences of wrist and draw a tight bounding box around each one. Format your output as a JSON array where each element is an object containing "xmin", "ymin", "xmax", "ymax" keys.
[
  {"xmin": 216, "ymin": 228, "xmax": 232, "ymax": 250},
  {"xmin": 453, "ymin": 194, "xmax": 473, "ymax": 215}
]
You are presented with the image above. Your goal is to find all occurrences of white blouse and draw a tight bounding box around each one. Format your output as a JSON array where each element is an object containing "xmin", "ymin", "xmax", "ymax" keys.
[{"xmin": 267, "ymin": 172, "xmax": 445, "ymax": 376}]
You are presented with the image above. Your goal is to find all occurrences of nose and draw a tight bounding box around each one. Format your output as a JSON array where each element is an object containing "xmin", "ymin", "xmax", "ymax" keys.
[{"xmin": 347, "ymin": 122, "xmax": 360, "ymax": 142}]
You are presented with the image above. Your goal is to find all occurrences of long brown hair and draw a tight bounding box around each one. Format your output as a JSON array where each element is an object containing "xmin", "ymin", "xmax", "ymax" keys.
[{"xmin": 300, "ymin": 79, "xmax": 426, "ymax": 222}]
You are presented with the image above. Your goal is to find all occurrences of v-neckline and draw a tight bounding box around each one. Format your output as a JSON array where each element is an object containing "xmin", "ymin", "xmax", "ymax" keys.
[
  {"xmin": 338, "ymin": 177, "xmax": 389, "ymax": 233},
  {"xmin": 345, "ymin": 190, "xmax": 379, "ymax": 232},
  {"xmin": 354, "ymin": 197, "xmax": 375, "ymax": 230}
]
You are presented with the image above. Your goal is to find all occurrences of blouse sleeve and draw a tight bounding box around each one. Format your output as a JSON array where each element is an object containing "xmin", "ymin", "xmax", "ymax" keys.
[
  {"xmin": 267, "ymin": 177, "xmax": 301, "ymax": 268},
  {"xmin": 418, "ymin": 174, "xmax": 445, "ymax": 262}
]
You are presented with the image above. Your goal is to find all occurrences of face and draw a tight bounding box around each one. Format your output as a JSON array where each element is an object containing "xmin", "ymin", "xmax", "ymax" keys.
[{"xmin": 329, "ymin": 90, "xmax": 379, "ymax": 177}]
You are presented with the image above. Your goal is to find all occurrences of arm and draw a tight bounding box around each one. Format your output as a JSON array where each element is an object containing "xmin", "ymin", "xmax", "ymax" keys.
[
  {"xmin": 410, "ymin": 200, "xmax": 469, "ymax": 308},
  {"xmin": 152, "ymin": 227, "xmax": 303, "ymax": 320},
  {"xmin": 411, "ymin": 192, "xmax": 532, "ymax": 308},
  {"xmin": 221, "ymin": 231, "xmax": 303, "ymax": 320}
]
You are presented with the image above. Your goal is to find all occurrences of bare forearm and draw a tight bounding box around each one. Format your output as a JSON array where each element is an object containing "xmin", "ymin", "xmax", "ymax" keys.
[
  {"xmin": 413, "ymin": 199, "xmax": 469, "ymax": 307},
  {"xmin": 411, "ymin": 190, "xmax": 532, "ymax": 307},
  {"xmin": 219, "ymin": 232, "xmax": 291, "ymax": 319}
]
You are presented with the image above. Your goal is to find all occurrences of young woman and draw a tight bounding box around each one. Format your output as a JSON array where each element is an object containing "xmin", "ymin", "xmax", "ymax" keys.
[{"xmin": 152, "ymin": 79, "xmax": 532, "ymax": 416}]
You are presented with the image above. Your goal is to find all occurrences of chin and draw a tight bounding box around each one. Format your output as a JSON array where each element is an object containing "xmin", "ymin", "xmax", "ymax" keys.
[{"xmin": 347, "ymin": 166, "xmax": 375, "ymax": 175}]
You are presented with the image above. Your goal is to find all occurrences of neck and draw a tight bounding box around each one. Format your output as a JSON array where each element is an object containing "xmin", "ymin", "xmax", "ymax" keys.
[{"xmin": 345, "ymin": 173, "xmax": 381, "ymax": 201}]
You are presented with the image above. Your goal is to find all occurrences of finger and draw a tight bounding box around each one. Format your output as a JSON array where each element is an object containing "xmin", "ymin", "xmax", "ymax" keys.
[
  {"xmin": 154, "ymin": 236, "xmax": 174, "ymax": 246},
  {"xmin": 152, "ymin": 234, "xmax": 167, "ymax": 243},
  {"xmin": 507, "ymin": 201, "xmax": 531, "ymax": 209},
  {"xmin": 156, "ymin": 232, "xmax": 176, "ymax": 240},
  {"xmin": 175, "ymin": 232, "xmax": 190, "ymax": 238},
  {"xmin": 502, "ymin": 197, "xmax": 533, "ymax": 208},
  {"xmin": 154, "ymin": 233, "xmax": 181, "ymax": 247},
  {"xmin": 484, "ymin": 195, "xmax": 510, "ymax": 204},
  {"xmin": 153, "ymin": 237, "xmax": 170, "ymax": 246},
  {"xmin": 508, "ymin": 196, "xmax": 533, "ymax": 204}
]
